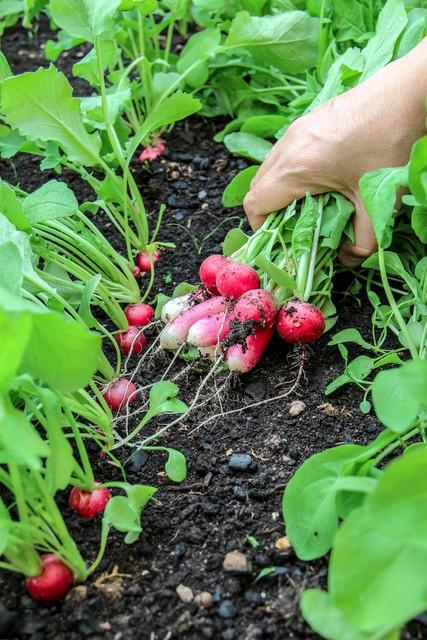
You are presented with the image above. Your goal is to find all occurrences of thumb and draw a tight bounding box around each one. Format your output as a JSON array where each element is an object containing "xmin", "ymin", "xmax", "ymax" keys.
[{"xmin": 339, "ymin": 193, "xmax": 377, "ymax": 267}]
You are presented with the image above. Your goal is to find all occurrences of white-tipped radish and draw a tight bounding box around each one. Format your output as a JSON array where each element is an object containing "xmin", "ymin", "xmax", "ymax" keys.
[
  {"xmin": 199, "ymin": 254, "xmax": 230, "ymax": 295},
  {"xmin": 187, "ymin": 312, "xmax": 232, "ymax": 348},
  {"xmin": 225, "ymin": 327, "xmax": 273, "ymax": 373},
  {"xmin": 198, "ymin": 345, "xmax": 218, "ymax": 361},
  {"xmin": 160, "ymin": 296, "xmax": 228, "ymax": 350},
  {"xmin": 216, "ymin": 262, "xmax": 260, "ymax": 299},
  {"xmin": 161, "ymin": 289, "xmax": 209, "ymax": 324}
]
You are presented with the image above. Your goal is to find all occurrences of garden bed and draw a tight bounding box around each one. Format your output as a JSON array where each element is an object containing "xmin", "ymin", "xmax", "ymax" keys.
[{"xmin": 0, "ymin": 17, "xmax": 424, "ymax": 640}]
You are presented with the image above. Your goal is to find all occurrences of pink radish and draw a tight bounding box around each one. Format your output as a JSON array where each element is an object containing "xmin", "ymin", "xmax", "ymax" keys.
[
  {"xmin": 102, "ymin": 378, "xmax": 138, "ymax": 411},
  {"xmin": 277, "ymin": 300, "xmax": 325, "ymax": 344},
  {"xmin": 234, "ymin": 289, "xmax": 277, "ymax": 327},
  {"xmin": 115, "ymin": 326, "xmax": 146, "ymax": 355},
  {"xmin": 216, "ymin": 262, "xmax": 260, "ymax": 299},
  {"xmin": 199, "ymin": 254, "xmax": 230, "ymax": 295},
  {"xmin": 160, "ymin": 296, "xmax": 227, "ymax": 350},
  {"xmin": 26, "ymin": 555, "xmax": 73, "ymax": 601},
  {"xmin": 69, "ymin": 483, "xmax": 111, "ymax": 519},
  {"xmin": 187, "ymin": 312, "xmax": 232, "ymax": 348},
  {"xmin": 125, "ymin": 303, "xmax": 154, "ymax": 327},
  {"xmin": 136, "ymin": 250, "xmax": 160, "ymax": 272},
  {"xmin": 132, "ymin": 266, "xmax": 141, "ymax": 277},
  {"xmin": 226, "ymin": 327, "xmax": 273, "ymax": 373},
  {"xmin": 161, "ymin": 289, "xmax": 209, "ymax": 324}
]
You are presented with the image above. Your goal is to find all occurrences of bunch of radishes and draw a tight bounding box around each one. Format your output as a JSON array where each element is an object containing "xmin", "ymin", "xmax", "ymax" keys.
[{"xmin": 159, "ymin": 254, "xmax": 325, "ymax": 373}]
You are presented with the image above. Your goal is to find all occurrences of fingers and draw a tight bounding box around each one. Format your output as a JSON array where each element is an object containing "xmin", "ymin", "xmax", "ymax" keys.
[
  {"xmin": 243, "ymin": 173, "xmax": 307, "ymax": 230},
  {"xmin": 339, "ymin": 194, "xmax": 377, "ymax": 267},
  {"xmin": 250, "ymin": 146, "xmax": 281, "ymax": 189}
]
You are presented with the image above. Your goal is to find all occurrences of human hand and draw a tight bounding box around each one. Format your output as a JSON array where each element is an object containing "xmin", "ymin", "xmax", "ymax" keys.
[{"xmin": 243, "ymin": 40, "xmax": 427, "ymax": 266}]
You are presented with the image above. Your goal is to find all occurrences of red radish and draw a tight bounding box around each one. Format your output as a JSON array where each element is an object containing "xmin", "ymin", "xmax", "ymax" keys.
[
  {"xmin": 125, "ymin": 303, "xmax": 154, "ymax": 327},
  {"xmin": 136, "ymin": 250, "xmax": 160, "ymax": 272},
  {"xmin": 26, "ymin": 554, "xmax": 73, "ymax": 601},
  {"xmin": 234, "ymin": 289, "xmax": 277, "ymax": 327},
  {"xmin": 226, "ymin": 327, "xmax": 273, "ymax": 373},
  {"xmin": 115, "ymin": 326, "xmax": 146, "ymax": 355},
  {"xmin": 138, "ymin": 137, "xmax": 166, "ymax": 163},
  {"xmin": 216, "ymin": 262, "xmax": 260, "ymax": 299},
  {"xmin": 199, "ymin": 254, "xmax": 230, "ymax": 295},
  {"xmin": 69, "ymin": 483, "xmax": 111, "ymax": 519},
  {"xmin": 132, "ymin": 266, "xmax": 141, "ymax": 277},
  {"xmin": 187, "ymin": 311, "xmax": 232, "ymax": 347},
  {"xmin": 160, "ymin": 296, "xmax": 227, "ymax": 350},
  {"xmin": 277, "ymin": 300, "xmax": 325, "ymax": 344},
  {"xmin": 102, "ymin": 378, "xmax": 138, "ymax": 411},
  {"xmin": 161, "ymin": 289, "xmax": 209, "ymax": 324}
]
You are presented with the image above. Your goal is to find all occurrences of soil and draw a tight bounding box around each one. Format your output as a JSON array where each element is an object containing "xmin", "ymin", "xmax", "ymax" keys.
[{"xmin": 0, "ymin": 16, "xmax": 425, "ymax": 640}]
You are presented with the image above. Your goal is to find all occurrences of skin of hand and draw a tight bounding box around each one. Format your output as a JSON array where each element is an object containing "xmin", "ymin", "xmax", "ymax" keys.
[{"xmin": 243, "ymin": 38, "xmax": 427, "ymax": 266}]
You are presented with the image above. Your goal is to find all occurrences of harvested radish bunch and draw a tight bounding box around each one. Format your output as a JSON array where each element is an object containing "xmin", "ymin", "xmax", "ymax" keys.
[
  {"xmin": 125, "ymin": 303, "xmax": 154, "ymax": 327},
  {"xmin": 115, "ymin": 326, "xmax": 146, "ymax": 355},
  {"xmin": 199, "ymin": 254, "xmax": 230, "ymax": 295},
  {"xmin": 69, "ymin": 483, "xmax": 111, "ymax": 519},
  {"xmin": 226, "ymin": 326, "xmax": 274, "ymax": 373},
  {"xmin": 277, "ymin": 301, "xmax": 325, "ymax": 344},
  {"xmin": 160, "ymin": 296, "xmax": 227, "ymax": 350},
  {"xmin": 103, "ymin": 378, "xmax": 138, "ymax": 411},
  {"xmin": 216, "ymin": 262, "xmax": 260, "ymax": 299},
  {"xmin": 161, "ymin": 289, "xmax": 209, "ymax": 324},
  {"xmin": 26, "ymin": 554, "xmax": 73, "ymax": 601},
  {"xmin": 234, "ymin": 289, "xmax": 277, "ymax": 327},
  {"xmin": 136, "ymin": 250, "xmax": 160, "ymax": 272}
]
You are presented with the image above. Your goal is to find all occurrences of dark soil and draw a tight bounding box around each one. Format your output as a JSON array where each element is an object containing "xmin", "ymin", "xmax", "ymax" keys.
[{"xmin": 0, "ymin": 17, "xmax": 425, "ymax": 640}]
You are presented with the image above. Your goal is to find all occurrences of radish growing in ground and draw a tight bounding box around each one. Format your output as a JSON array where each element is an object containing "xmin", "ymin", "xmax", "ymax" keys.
[
  {"xmin": 26, "ymin": 555, "xmax": 74, "ymax": 601},
  {"xmin": 161, "ymin": 289, "xmax": 209, "ymax": 323},
  {"xmin": 132, "ymin": 266, "xmax": 141, "ymax": 277},
  {"xmin": 115, "ymin": 326, "xmax": 147, "ymax": 355},
  {"xmin": 69, "ymin": 483, "xmax": 111, "ymax": 519},
  {"xmin": 225, "ymin": 327, "xmax": 274, "ymax": 373},
  {"xmin": 160, "ymin": 296, "xmax": 227, "ymax": 349},
  {"xmin": 216, "ymin": 262, "xmax": 260, "ymax": 299},
  {"xmin": 277, "ymin": 301, "xmax": 325, "ymax": 344},
  {"xmin": 102, "ymin": 378, "xmax": 138, "ymax": 411},
  {"xmin": 199, "ymin": 254, "xmax": 230, "ymax": 295},
  {"xmin": 136, "ymin": 250, "xmax": 160, "ymax": 272},
  {"xmin": 125, "ymin": 303, "xmax": 154, "ymax": 327}
]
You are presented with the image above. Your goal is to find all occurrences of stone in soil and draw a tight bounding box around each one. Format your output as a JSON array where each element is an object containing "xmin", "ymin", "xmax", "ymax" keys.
[
  {"xmin": 288, "ymin": 400, "xmax": 307, "ymax": 416},
  {"xmin": 223, "ymin": 551, "xmax": 252, "ymax": 574},
  {"xmin": 228, "ymin": 453, "xmax": 253, "ymax": 471},
  {"xmin": 194, "ymin": 592, "xmax": 214, "ymax": 609},
  {"xmin": 218, "ymin": 600, "xmax": 238, "ymax": 619},
  {"xmin": 176, "ymin": 584, "xmax": 194, "ymax": 604}
]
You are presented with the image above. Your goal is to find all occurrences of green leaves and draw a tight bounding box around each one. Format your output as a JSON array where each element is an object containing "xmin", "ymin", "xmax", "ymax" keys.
[
  {"xmin": 147, "ymin": 381, "xmax": 188, "ymax": 419},
  {"xmin": 127, "ymin": 92, "xmax": 202, "ymax": 160},
  {"xmin": 283, "ymin": 444, "xmax": 365, "ymax": 560},
  {"xmin": 1, "ymin": 66, "xmax": 101, "ymax": 166},
  {"xmin": 49, "ymin": 0, "xmax": 122, "ymax": 41},
  {"xmin": 225, "ymin": 11, "xmax": 319, "ymax": 74},
  {"xmin": 23, "ymin": 180, "xmax": 79, "ymax": 223},
  {"xmin": 103, "ymin": 484, "xmax": 157, "ymax": 543},
  {"xmin": 221, "ymin": 166, "xmax": 259, "ymax": 207},
  {"xmin": 409, "ymin": 135, "xmax": 427, "ymax": 206},
  {"xmin": 372, "ymin": 360, "xmax": 427, "ymax": 433},
  {"xmin": 328, "ymin": 447, "xmax": 427, "ymax": 635},
  {"xmin": 223, "ymin": 132, "xmax": 272, "ymax": 162},
  {"xmin": 359, "ymin": 165, "xmax": 409, "ymax": 248}
]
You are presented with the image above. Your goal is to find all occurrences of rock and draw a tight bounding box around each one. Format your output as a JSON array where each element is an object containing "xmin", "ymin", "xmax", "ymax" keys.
[
  {"xmin": 222, "ymin": 629, "xmax": 235, "ymax": 640},
  {"xmin": 233, "ymin": 485, "xmax": 248, "ymax": 500},
  {"xmin": 128, "ymin": 449, "xmax": 149, "ymax": 472},
  {"xmin": 228, "ymin": 453, "xmax": 253, "ymax": 472},
  {"xmin": 274, "ymin": 536, "xmax": 291, "ymax": 552},
  {"xmin": 198, "ymin": 189, "xmax": 207, "ymax": 200},
  {"xmin": 223, "ymin": 551, "xmax": 252, "ymax": 574},
  {"xmin": 176, "ymin": 611, "xmax": 193, "ymax": 633},
  {"xmin": 288, "ymin": 400, "xmax": 306, "ymax": 417},
  {"xmin": 194, "ymin": 592, "xmax": 214, "ymax": 609},
  {"xmin": 173, "ymin": 542, "xmax": 187, "ymax": 563},
  {"xmin": 244, "ymin": 590, "xmax": 264, "ymax": 605},
  {"xmin": 176, "ymin": 584, "xmax": 194, "ymax": 604},
  {"xmin": 218, "ymin": 600, "xmax": 238, "ymax": 619}
]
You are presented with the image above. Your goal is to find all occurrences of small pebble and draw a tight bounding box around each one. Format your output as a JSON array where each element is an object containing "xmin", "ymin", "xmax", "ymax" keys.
[
  {"xmin": 198, "ymin": 189, "xmax": 207, "ymax": 199},
  {"xmin": 176, "ymin": 584, "xmax": 194, "ymax": 604},
  {"xmin": 223, "ymin": 551, "xmax": 252, "ymax": 574},
  {"xmin": 194, "ymin": 592, "xmax": 214, "ymax": 609},
  {"xmin": 233, "ymin": 485, "xmax": 248, "ymax": 500},
  {"xmin": 218, "ymin": 600, "xmax": 238, "ymax": 619},
  {"xmin": 288, "ymin": 400, "xmax": 306, "ymax": 417},
  {"xmin": 229, "ymin": 453, "xmax": 252, "ymax": 472},
  {"xmin": 274, "ymin": 536, "xmax": 291, "ymax": 552}
]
